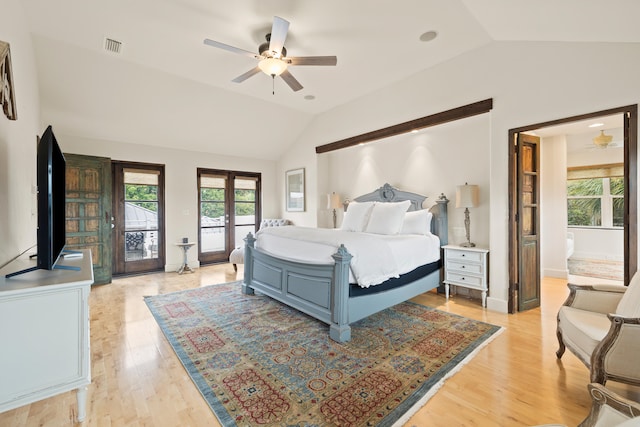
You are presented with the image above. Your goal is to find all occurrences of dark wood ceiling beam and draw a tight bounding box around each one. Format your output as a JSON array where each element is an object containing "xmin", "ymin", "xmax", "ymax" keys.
[{"xmin": 315, "ymin": 98, "xmax": 493, "ymax": 154}]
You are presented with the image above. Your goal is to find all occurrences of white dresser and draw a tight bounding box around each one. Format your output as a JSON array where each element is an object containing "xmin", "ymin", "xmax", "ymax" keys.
[
  {"xmin": 0, "ymin": 250, "xmax": 93, "ymax": 422},
  {"xmin": 442, "ymin": 245, "xmax": 489, "ymax": 307}
]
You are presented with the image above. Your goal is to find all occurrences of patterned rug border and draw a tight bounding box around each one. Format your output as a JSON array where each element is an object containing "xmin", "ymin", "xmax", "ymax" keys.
[{"xmin": 144, "ymin": 281, "xmax": 504, "ymax": 427}]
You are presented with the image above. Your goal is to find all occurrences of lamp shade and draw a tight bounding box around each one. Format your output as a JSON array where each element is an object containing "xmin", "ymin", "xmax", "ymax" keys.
[
  {"xmin": 258, "ymin": 57, "xmax": 287, "ymax": 76},
  {"xmin": 455, "ymin": 184, "xmax": 479, "ymax": 208},
  {"xmin": 327, "ymin": 192, "xmax": 341, "ymax": 209}
]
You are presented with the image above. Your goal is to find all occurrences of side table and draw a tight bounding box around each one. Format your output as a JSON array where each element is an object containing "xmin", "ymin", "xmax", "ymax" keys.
[
  {"xmin": 175, "ymin": 242, "xmax": 196, "ymax": 274},
  {"xmin": 442, "ymin": 245, "xmax": 489, "ymax": 307}
]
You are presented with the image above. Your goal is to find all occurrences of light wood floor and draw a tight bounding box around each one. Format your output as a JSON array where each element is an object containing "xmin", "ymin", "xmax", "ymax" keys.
[{"xmin": 1, "ymin": 266, "xmax": 638, "ymax": 426}]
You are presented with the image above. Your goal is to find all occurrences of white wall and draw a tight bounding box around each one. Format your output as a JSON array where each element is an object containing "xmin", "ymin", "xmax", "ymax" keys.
[
  {"xmin": 319, "ymin": 114, "xmax": 491, "ymax": 248},
  {"xmin": 60, "ymin": 135, "xmax": 278, "ymax": 271},
  {"xmin": 540, "ymin": 135, "xmax": 569, "ymax": 278},
  {"xmin": 0, "ymin": 0, "xmax": 42, "ymax": 267},
  {"xmin": 278, "ymin": 41, "xmax": 640, "ymax": 313}
]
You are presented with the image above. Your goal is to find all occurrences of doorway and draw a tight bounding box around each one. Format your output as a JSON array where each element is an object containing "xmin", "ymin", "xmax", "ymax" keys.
[
  {"xmin": 112, "ymin": 161, "xmax": 166, "ymax": 275},
  {"xmin": 509, "ymin": 105, "xmax": 638, "ymax": 313},
  {"xmin": 197, "ymin": 169, "xmax": 261, "ymax": 265}
]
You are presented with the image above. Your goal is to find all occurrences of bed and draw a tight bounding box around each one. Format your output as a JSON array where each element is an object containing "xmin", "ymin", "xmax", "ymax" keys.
[{"xmin": 242, "ymin": 183, "xmax": 449, "ymax": 342}]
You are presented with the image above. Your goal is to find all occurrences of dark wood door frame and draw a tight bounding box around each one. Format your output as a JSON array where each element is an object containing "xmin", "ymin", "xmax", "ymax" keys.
[
  {"xmin": 112, "ymin": 161, "xmax": 166, "ymax": 275},
  {"xmin": 509, "ymin": 105, "xmax": 638, "ymax": 313}
]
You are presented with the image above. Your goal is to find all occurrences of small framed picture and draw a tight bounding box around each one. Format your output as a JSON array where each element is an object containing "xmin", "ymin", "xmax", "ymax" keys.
[{"xmin": 286, "ymin": 168, "xmax": 305, "ymax": 212}]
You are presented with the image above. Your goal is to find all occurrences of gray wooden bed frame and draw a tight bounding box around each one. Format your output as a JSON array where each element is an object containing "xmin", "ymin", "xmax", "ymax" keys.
[{"xmin": 242, "ymin": 183, "xmax": 449, "ymax": 342}]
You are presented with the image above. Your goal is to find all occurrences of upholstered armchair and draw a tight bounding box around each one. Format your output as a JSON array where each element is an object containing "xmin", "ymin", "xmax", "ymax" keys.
[
  {"xmin": 229, "ymin": 219, "xmax": 292, "ymax": 271},
  {"xmin": 556, "ymin": 272, "xmax": 640, "ymax": 386},
  {"xmin": 578, "ymin": 383, "xmax": 640, "ymax": 427}
]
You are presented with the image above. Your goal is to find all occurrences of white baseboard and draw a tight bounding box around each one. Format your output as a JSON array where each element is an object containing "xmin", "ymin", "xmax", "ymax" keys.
[{"xmin": 486, "ymin": 297, "xmax": 508, "ymax": 313}]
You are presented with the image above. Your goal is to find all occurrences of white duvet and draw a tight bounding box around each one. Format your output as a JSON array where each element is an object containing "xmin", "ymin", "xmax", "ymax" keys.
[{"xmin": 255, "ymin": 226, "xmax": 441, "ymax": 288}]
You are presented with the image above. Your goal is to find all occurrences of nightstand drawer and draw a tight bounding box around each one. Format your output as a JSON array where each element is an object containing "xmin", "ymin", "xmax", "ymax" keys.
[
  {"xmin": 446, "ymin": 249, "xmax": 483, "ymax": 263},
  {"xmin": 446, "ymin": 260, "xmax": 483, "ymax": 275},
  {"xmin": 445, "ymin": 272, "xmax": 484, "ymax": 288}
]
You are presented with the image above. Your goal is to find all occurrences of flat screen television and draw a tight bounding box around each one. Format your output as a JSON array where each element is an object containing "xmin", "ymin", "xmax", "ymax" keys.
[{"xmin": 6, "ymin": 125, "xmax": 68, "ymax": 278}]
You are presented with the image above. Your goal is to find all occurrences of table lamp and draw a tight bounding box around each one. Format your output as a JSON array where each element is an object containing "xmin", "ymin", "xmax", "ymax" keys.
[
  {"xmin": 456, "ymin": 183, "xmax": 479, "ymax": 247},
  {"xmin": 327, "ymin": 192, "xmax": 341, "ymax": 228}
]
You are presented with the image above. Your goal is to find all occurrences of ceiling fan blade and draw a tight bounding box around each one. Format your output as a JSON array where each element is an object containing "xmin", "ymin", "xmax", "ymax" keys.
[
  {"xmin": 280, "ymin": 69, "xmax": 303, "ymax": 92},
  {"xmin": 268, "ymin": 16, "xmax": 290, "ymax": 56},
  {"xmin": 203, "ymin": 39, "xmax": 259, "ymax": 59},
  {"xmin": 232, "ymin": 67, "xmax": 261, "ymax": 83},
  {"xmin": 287, "ymin": 56, "xmax": 337, "ymax": 66}
]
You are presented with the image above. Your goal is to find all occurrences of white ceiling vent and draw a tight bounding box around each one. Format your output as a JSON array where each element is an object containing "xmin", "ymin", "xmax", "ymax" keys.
[{"xmin": 104, "ymin": 37, "xmax": 123, "ymax": 54}]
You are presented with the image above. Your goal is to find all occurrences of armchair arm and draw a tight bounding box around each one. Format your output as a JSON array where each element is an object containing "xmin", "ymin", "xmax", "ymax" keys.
[
  {"xmin": 591, "ymin": 315, "xmax": 640, "ymax": 386},
  {"xmin": 578, "ymin": 383, "xmax": 640, "ymax": 427},
  {"xmin": 562, "ymin": 283, "xmax": 627, "ymax": 314}
]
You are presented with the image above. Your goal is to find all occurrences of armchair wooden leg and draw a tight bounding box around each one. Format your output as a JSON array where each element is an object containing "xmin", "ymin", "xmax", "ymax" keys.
[{"xmin": 233, "ymin": 263, "xmax": 237, "ymax": 272}]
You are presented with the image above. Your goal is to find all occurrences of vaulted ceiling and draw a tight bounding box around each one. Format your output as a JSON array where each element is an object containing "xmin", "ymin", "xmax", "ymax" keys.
[{"xmin": 21, "ymin": 0, "xmax": 640, "ymax": 160}]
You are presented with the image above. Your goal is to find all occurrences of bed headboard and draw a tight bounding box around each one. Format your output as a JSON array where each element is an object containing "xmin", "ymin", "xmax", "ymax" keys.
[{"xmin": 352, "ymin": 183, "xmax": 449, "ymax": 245}]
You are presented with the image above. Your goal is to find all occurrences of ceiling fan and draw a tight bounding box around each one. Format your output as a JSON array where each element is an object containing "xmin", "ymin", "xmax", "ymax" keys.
[{"xmin": 203, "ymin": 16, "xmax": 337, "ymax": 93}]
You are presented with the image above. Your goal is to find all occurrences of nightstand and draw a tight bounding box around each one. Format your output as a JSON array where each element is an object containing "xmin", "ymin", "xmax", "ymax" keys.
[{"xmin": 442, "ymin": 245, "xmax": 489, "ymax": 307}]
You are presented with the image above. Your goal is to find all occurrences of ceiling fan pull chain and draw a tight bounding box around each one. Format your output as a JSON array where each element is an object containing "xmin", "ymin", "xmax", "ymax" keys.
[{"xmin": 271, "ymin": 74, "xmax": 275, "ymax": 95}]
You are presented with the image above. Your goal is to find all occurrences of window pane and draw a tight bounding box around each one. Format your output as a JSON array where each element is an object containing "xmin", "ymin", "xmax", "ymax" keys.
[
  {"xmin": 125, "ymin": 201, "xmax": 159, "ymax": 230},
  {"xmin": 610, "ymin": 177, "xmax": 624, "ymax": 196},
  {"xmin": 200, "ymin": 202, "xmax": 224, "ymax": 226},
  {"xmin": 201, "ymin": 188, "xmax": 224, "ymax": 201},
  {"xmin": 567, "ymin": 179, "xmax": 602, "ymax": 196},
  {"xmin": 125, "ymin": 184, "xmax": 158, "ymax": 202},
  {"xmin": 613, "ymin": 197, "xmax": 624, "ymax": 227},
  {"xmin": 568, "ymin": 198, "xmax": 601, "ymax": 226},
  {"xmin": 124, "ymin": 230, "xmax": 160, "ymax": 260},
  {"xmin": 235, "ymin": 189, "xmax": 255, "ymax": 201},
  {"xmin": 200, "ymin": 227, "xmax": 224, "ymax": 252}
]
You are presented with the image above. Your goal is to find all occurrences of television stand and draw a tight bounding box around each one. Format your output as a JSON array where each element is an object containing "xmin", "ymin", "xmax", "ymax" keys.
[
  {"xmin": 0, "ymin": 250, "xmax": 93, "ymax": 422},
  {"xmin": 5, "ymin": 250, "xmax": 82, "ymax": 278}
]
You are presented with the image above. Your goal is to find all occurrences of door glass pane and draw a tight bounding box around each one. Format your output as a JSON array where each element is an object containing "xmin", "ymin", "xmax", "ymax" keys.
[
  {"xmin": 200, "ymin": 174, "xmax": 226, "ymax": 252},
  {"xmin": 234, "ymin": 178, "xmax": 257, "ymax": 246},
  {"xmin": 124, "ymin": 169, "xmax": 160, "ymax": 261}
]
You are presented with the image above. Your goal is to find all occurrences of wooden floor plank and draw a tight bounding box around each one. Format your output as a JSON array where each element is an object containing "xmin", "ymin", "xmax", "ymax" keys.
[{"xmin": 0, "ymin": 266, "xmax": 637, "ymax": 426}]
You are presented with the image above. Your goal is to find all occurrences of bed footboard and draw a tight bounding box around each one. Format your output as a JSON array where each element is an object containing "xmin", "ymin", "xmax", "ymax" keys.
[{"xmin": 242, "ymin": 233, "xmax": 354, "ymax": 342}]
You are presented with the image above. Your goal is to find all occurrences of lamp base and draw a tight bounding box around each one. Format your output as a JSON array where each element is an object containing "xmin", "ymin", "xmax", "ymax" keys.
[{"xmin": 460, "ymin": 242, "xmax": 476, "ymax": 248}]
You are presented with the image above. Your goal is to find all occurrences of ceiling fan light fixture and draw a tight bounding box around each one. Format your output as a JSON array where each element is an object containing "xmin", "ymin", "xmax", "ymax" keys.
[
  {"xmin": 258, "ymin": 57, "xmax": 287, "ymax": 76},
  {"xmin": 593, "ymin": 130, "xmax": 613, "ymax": 148}
]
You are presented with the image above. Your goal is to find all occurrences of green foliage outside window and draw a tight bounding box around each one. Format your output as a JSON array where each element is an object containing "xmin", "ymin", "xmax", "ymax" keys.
[
  {"xmin": 567, "ymin": 177, "xmax": 623, "ymax": 228},
  {"xmin": 125, "ymin": 184, "xmax": 158, "ymax": 212}
]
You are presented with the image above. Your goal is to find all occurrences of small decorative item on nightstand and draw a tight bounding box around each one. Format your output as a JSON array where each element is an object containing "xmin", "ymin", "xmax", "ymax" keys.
[{"xmin": 442, "ymin": 244, "xmax": 489, "ymax": 307}]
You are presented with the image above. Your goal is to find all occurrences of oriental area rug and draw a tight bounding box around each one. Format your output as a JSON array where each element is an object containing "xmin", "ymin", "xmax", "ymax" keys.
[{"xmin": 144, "ymin": 281, "xmax": 503, "ymax": 427}]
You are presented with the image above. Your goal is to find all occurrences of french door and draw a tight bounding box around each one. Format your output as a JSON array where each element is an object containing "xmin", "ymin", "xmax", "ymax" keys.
[
  {"xmin": 112, "ymin": 162, "xmax": 165, "ymax": 274},
  {"xmin": 198, "ymin": 169, "xmax": 261, "ymax": 264}
]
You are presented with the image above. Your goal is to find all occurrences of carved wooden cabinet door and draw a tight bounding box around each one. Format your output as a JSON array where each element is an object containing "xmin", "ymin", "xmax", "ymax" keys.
[{"xmin": 65, "ymin": 154, "xmax": 113, "ymax": 284}]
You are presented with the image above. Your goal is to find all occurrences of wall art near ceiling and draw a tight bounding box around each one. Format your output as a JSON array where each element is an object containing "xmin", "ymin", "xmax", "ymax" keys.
[
  {"xmin": 0, "ymin": 40, "xmax": 17, "ymax": 120},
  {"xmin": 286, "ymin": 168, "xmax": 305, "ymax": 212}
]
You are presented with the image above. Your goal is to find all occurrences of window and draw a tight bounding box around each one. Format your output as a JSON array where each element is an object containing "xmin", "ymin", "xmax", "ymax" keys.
[{"xmin": 567, "ymin": 164, "xmax": 624, "ymax": 228}]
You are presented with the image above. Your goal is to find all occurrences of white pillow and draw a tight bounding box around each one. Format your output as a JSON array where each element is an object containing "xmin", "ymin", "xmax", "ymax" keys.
[
  {"xmin": 365, "ymin": 200, "xmax": 411, "ymax": 235},
  {"xmin": 400, "ymin": 210, "xmax": 433, "ymax": 235},
  {"xmin": 340, "ymin": 201, "xmax": 374, "ymax": 232}
]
